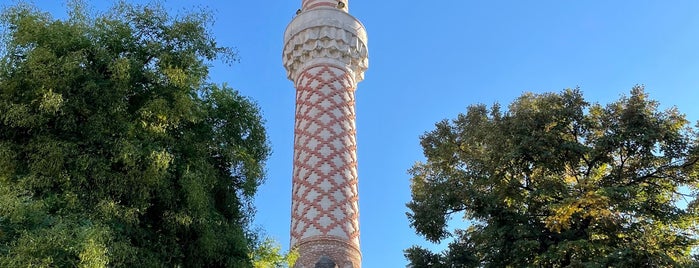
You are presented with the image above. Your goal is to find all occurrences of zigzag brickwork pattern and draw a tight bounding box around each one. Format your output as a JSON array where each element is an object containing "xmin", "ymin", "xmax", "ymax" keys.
[{"xmin": 290, "ymin": 64, "xmax": 360, "ymax": 265}]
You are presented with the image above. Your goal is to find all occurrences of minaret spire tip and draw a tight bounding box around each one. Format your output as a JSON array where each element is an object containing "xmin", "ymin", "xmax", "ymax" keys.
[{"xmin": 301, "ymin": 0, "xmax": 348, "ymax": 12}]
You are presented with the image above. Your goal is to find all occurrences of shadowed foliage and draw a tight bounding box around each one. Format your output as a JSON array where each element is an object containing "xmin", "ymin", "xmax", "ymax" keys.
[
  {"xmin": 406, "ymin": 87, "xmax": 699, "ymax": 267},
  {"xmin": 0, "ymin": 1, "xmax": 270, "ymax": 267}
]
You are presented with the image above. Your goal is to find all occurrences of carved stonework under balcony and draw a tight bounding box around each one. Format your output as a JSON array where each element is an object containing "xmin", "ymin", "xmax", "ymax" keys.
[{"xmin": 283, "ymin": 8, "xmax": 368, "ymax": 85}]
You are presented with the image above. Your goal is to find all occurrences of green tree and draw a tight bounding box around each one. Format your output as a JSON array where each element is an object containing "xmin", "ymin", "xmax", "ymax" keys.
[
  {"xmin": 250, "ymin": 237, "xmax": 298, "ymax": 268},
  {"xmin": 0, "ymin": 1, "xmax": 270, "ymax": 267},
  {"xmin": 406, "ymin": 87, "xmax": 699, "ymax": 267}
]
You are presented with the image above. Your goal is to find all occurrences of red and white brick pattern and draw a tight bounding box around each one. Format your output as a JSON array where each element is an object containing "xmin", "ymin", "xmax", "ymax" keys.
[
  {"xmin": 285, "ymin": 0, "xmax": 366, "ymax": 266},
  {"xmin": 290, "ymin": 64, "xmax": 360, "ymax": 266}
]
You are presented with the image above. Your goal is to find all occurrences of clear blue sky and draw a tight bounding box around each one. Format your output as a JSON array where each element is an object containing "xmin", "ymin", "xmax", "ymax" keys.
[{"xmin": 34, "ymin": 1, "xmax": 699, "ymax": 266}]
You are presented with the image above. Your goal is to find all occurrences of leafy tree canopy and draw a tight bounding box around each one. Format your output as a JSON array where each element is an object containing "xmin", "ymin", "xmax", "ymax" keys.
[
  {"xmin": 250, "ymin": 237, "xmax": 298, "ymax": 268},
  {"xmin": 406, "ymin": 87, "xmax": 699, "ymax": 267},
  {"xmin": 0, "ymin": 1, "xmax": 270, "ymax": 267}
]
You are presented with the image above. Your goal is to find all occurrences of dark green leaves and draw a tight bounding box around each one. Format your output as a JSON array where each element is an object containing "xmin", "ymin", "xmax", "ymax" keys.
[
  {"xmin": 407, "ymin": 87, "xmax": 699, "ymax": 267},
  {"xmin": 0, "ymin": 2, "xmax": 268, "ymax": 267}
]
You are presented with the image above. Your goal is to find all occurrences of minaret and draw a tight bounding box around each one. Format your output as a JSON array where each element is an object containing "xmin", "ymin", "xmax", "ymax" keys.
[{"xmin": 282, "ymin": 0, "xmax": 368, "ymax": 267}]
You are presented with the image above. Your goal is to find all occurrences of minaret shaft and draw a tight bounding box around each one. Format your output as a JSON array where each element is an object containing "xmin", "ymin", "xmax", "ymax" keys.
[
  {"xmin": 283, "ymin": 2, "xmax": 368, "ymax": 268},
  {"xmin": 290, "ymin": 65, "xmax": 361, "ymax": 267}
]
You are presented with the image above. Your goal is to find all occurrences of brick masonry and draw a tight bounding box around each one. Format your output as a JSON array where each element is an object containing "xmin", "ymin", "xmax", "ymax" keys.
[
  {"xmin": 295, "ymin": 237, "xmax": 361, "ymax": 267},
  {"xmin": 290, "ymin": 65, "xmax": 360, "ymax": 267},
  {"xmin": 283, "ymin": 1, "xmax": 367, "ymax": 266}
]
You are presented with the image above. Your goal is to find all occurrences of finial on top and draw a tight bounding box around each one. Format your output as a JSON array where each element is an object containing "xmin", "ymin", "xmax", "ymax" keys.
[{"xmin": 301, "ymin": 0, "xmax": 348, "ymax": 12}]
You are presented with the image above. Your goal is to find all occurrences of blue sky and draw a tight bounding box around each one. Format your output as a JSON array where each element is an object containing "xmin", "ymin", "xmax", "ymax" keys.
[{"xmin": 33, "ymin": 1, "xmax": 699, "ymax": 266}]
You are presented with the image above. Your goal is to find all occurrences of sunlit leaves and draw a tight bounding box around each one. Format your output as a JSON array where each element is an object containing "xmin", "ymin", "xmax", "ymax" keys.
[
  {"xmin": 546, "ymin": 191, "xmax": 612, "ymax": 233},
  {"xmin": 406, "ymin": 87, "xmax": 699, "ymax": 267},
  {"xmin": 0, "ymin": 1, "xmax": 269, "ymax": 267},
  {"xmin": 250, "ymin": 238, "xmax": 298, "ymax": 268}
]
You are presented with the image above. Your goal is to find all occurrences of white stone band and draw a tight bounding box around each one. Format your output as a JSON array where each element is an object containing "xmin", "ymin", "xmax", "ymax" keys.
[{"xmin": 283, "ymin": 8, "xmax": 368, "ymax": 84}]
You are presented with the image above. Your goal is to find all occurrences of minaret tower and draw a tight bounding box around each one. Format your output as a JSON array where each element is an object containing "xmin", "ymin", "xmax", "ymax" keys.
[{"xmin": 282, "ymin": 0, "xmax": 368, "ymax": 267}]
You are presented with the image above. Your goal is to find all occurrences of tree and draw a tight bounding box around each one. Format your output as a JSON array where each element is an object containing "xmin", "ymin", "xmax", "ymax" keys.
[
  {"xmin": 406, "ymin": 87, "xmax": 699, "ymax": 267},
  {"xmin": 0, "ymin": 1, "xmax": 270, "ymax": 267},
  {"xmin": 250, "ymin": 237, "xmax": 298, "ymax": 268}
]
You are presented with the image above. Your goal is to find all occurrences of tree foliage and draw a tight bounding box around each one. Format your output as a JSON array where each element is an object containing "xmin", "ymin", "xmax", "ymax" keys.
[
  {"xmin": 0, "ymin": 1, "xmax": 269, "ymax": 267},
  {"xmin": 250, "ymin": 237, "xmax": 298, "ymax": 268},
  {"xmin": 406, "ymin": 87, "xmax": 699, "ymax": 267}
]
